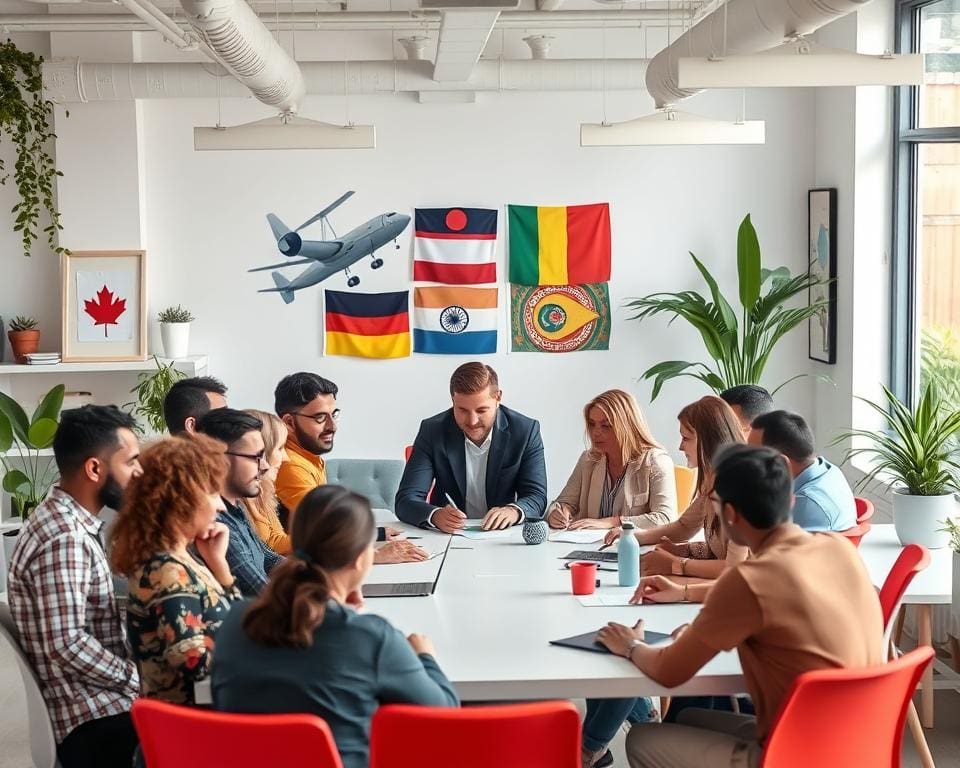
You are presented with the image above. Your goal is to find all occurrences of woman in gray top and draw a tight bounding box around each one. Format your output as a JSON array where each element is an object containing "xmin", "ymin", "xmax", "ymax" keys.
[{"xmin": 212, "ymin": 485, "xmax": 458, "ymax": 768}]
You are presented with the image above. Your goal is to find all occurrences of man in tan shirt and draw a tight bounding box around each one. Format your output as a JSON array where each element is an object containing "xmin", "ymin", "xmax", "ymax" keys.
[{"xmin": 596, "ymin": 444, "xmax": 884, "ymax": 768}]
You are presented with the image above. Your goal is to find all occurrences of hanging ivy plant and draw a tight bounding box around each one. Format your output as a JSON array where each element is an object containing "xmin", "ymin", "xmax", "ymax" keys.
[{"xmin": 0, "ymin": 40, "xmax": 65, "ymax": 257}]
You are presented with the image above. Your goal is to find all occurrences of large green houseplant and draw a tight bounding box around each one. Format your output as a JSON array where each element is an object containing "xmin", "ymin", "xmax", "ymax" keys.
[
  {"xmin": 0, "ymin": 40, "xmax": 66, "ymax": 257},
  {"xmin": 0, "ymin": 384, "xmax": 64, "ymax": 519},
  {"xmin": 127, "ymin": 356, "xmax": 186, "ymax": 434},
  {"xmin": 625, "ymin": 214, "xmax": 828, "ymax": 399},
  {"xmin": 835, "ymin": 382, "xmax": 960, "ymax": 549}
]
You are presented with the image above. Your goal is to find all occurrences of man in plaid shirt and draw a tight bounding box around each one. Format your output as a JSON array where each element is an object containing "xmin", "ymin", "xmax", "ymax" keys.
[{"xmin": 9, "ymin": 405, "xmax": 143, "ymax": 768}]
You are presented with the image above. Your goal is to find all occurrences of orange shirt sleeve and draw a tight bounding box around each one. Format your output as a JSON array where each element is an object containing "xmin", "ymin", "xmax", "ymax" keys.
[
  {"xmin": 251, "ymin": 510, "xmax": 291, "ymax": 555},
  {"xmin": 686, "ymin": 568, "xmax": 764, "ymax": 652},
  {"xmin": 275, "ymin": 462, "xmax": 321, "ymax": 523}
]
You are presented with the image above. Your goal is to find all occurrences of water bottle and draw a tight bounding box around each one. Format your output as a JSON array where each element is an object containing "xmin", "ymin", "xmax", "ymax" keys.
[{"xmin": 617, "ymin": 521, "xmax": 640, "ymax": 587}]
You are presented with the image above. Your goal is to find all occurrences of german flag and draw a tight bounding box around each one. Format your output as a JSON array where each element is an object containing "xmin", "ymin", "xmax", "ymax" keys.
[{"xmin": 325, "ymin": 290, "xmax": 410, "ymax": 359}]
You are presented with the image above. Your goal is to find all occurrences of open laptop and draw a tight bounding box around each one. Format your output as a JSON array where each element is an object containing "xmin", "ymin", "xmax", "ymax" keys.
[{"xmin": 362, "ymin": 537, "xmax": 452, "ymax": 598}]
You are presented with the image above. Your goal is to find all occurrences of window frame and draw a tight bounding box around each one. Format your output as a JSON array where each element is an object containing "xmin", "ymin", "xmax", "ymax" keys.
[{"xmin": 892, "ymin": 0, "xmax": 960, "ymax": 403}]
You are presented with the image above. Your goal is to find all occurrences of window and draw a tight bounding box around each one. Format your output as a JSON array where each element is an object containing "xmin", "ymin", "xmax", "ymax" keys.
[{"xmin": 894, "ymin": 0, "xmax": 960, "ymax": 411}]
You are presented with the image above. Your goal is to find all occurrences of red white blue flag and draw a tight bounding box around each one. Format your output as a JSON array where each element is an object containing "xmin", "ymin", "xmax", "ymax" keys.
[{"xmin": 414, "ymin": 207, "xmax": 497, "ymax": 285}]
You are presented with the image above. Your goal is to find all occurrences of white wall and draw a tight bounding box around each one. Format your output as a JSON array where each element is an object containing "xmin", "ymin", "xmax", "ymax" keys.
[{"xmin": 5, "ymin": 29, "xmax": 825, "ymax": 497}]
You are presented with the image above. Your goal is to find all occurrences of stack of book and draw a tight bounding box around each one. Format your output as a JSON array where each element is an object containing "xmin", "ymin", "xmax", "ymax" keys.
[{"xmin": 25, "ymin": 353, "xmax": 61, "ymax": 365}]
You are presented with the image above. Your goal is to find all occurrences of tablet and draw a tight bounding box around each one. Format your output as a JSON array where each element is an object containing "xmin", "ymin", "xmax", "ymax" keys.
[
  {"xmin": 561, "ymin": 550, "xmax": 619, "ymax": 563},
  {"xmin": 550, "ymin": 629, "xmax": 671, "ymax": 654}
]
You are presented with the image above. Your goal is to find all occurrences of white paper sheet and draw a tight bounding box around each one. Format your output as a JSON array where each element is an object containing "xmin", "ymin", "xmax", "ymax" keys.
[{"xmin": 548, "ymin": 530, "xmax": 606, "ymax": 544}]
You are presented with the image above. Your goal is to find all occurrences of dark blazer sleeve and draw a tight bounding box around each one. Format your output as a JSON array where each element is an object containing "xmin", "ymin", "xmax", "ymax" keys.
[
  {"xmin": 512, "ymin": 418, "xmax": 548, "ymax": 520},
  {"xmin": 395, "ymin": 421, "xmax": 438, "ymax": 527}
]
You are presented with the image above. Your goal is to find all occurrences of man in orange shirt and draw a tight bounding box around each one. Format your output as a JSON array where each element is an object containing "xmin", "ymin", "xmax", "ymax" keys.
[
  {"xmin": 274, "ymin": 372, "xmax": 426, "ymax": 564},
  {"xmin": 596, "ymin": 444, "xmax": 883, "ymax": 768}
]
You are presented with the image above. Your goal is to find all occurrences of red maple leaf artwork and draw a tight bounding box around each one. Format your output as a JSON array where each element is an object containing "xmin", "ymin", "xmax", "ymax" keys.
[{"xmin": 84, "ymin": 285, "xmax": 127, "ymax": 337}]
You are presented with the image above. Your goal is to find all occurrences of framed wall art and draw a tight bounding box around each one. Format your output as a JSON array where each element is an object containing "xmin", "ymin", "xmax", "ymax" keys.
[
  {"xmin": 808, "ymin": 188, "xmax": 837, "ymax": 364},
  {"xmin": 61, "ymin": 250, "xmax": 147, "ymax": 362}
]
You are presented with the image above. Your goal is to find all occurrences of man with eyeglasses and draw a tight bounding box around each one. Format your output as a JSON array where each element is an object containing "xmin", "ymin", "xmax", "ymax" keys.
[
  {"xmin": 196, "ymin": 408, "xmax": 281, "ymax": 596},
  {"xmin": 274, "ymin": 372, "xmax": 427, "ymax": 564}
]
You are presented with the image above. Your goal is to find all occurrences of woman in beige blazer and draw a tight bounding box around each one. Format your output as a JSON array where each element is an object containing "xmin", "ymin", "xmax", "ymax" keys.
[{"xmin": 546, "ymin": 390, "xmax": 677, "ymax": 531}]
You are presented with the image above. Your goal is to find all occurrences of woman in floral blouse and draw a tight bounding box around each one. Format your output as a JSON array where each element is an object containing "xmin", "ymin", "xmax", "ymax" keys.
[{"xmin": 110, "ymin": 433, "xmax": 240, "ymax": 704}]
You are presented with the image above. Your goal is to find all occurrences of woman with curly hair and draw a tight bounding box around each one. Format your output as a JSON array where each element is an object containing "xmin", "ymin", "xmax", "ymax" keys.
[{"xmin": 110, "ymin": 434, "xmax": 240, "ymax": 704}]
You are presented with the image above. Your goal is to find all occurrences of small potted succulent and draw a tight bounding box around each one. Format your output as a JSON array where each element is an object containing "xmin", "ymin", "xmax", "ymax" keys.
[
  {"xmin": 158, "ymin": 305, "xmax": 195, "ymax": 360},
  {"xmin": 944, "ymin": 519, "xmax": 960, "ymax": 643},
  {"xmin": 8, "ymin": 315, "xmax": 40, "ymax": 363}
]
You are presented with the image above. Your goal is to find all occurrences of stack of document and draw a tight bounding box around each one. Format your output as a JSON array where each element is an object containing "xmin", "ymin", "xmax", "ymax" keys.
[{"xmin": 25, "ymin": 353, "xmax": 61, "ymax": 365}]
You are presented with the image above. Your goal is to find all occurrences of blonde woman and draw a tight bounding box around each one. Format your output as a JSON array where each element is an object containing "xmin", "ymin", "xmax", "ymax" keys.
[
  {"xmin": 244, "ymin": 409, "xmax": 292, "ymax": 555},
  {"xmin": 547, "ymin": 389, "xmax": 677, "ymax": 531}
]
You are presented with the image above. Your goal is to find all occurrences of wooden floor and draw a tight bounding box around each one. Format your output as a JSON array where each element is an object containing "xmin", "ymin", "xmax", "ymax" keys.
[{"xmin": 0, "ymin": 640, "xmax": 957, "ymax": 768}]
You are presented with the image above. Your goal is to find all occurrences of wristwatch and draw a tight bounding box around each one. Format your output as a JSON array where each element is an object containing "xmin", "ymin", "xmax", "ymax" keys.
[{"xmin": 625, "ymin": 638, "xmax": 644, "ymax": 661}]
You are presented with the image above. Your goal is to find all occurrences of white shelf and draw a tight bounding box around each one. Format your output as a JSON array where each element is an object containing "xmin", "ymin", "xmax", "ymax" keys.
[
  {"xmin": 0, "ymin": 355, "xmax": 208, "ymax": 376},
  {"xmin": 1, "ymin": 447, "xmax": 55, "ymax": 458}
]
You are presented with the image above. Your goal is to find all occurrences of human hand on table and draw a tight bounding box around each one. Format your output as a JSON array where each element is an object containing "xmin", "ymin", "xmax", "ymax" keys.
[
  {"xmin": 656, "ymin": 537, "xmax": 686, "ymax": 556},
  {"xmin": 546, "ymin": 503, "xmax": 570, "ymax": 529},
  {"xmin": 597, "ymin": 619, "xmax": 645, "ymax": 657},
  {"xmin": 385, "ymin": 527, "xmax": 404, "ymax": 540},
  {"xmin": 641, "ymin": 547, "xmax": 680, "ymax": 576},
  {"xmin": 481, "ymin": 506, "xmax": 521, "ymax": 530},
  {"xmin": 374, "ymin": 540, "xmax": 429, "ymax": 564},
  {"xmin": 407, "ymin": 633, "xmax": 437, "ymax": 656},
  {"xmin": 602, "ymin": 527, "xmax": 623, "ymax": 547},
  {"xmin": 631, "ymin": 575, "xmax": 684, "ymax": 605},
  {"xmin": 569, "ymin": 516, "xmax": 620, "ymax": 530},
  {"xmin": 432, "ymin": 505, "xmax": 466, "ymax": 533}
]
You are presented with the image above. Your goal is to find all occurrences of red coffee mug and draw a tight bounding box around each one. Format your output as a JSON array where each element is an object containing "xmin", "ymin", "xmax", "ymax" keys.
[{"xmin": 570, "ymin": 562, "xmax": 599, "ymax": 595}]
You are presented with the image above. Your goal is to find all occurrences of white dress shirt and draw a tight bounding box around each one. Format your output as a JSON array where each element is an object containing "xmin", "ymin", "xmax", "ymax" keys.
[{"xmin": 463, "ymin": 431, "xmax": 492, "ymax": 519}]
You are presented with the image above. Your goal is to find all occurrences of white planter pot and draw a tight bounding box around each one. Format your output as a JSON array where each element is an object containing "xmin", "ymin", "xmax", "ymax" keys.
[
  {"xmin": 892, "ymin": 490, "xmax": 957, "ymax": 549},
  {"xmin": 160, "ymin": 322, "xmax": 190, "ymax": 359}
]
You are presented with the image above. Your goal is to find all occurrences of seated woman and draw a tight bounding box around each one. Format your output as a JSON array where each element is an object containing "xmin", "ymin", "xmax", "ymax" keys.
[
  {"xmin": 243, "ymin": 408, "xmax": 292, "ymax": 555},
  {"xmin": 604, "ymin": 395, "xmax": 749, "ymax": 581},
  {"xmin": 546, "ymin": 389, "xmax": 677, "ymax": 531},
  {"xmin": 110, "ymin": 434, "xmax": 240, "ymax": 704},
  {"xmin": 212, "ymin": 485, "xmax": 459, "ymax": 768}
]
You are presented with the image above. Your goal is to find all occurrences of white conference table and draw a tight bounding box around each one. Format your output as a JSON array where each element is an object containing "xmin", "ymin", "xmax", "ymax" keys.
[
  {"xmin": 858, "ymin": 524, "xmax": 955, "ymax": 728},
  {"xmin": 195, "ymin": 521, "xmax": 746, "ymax": 705}
]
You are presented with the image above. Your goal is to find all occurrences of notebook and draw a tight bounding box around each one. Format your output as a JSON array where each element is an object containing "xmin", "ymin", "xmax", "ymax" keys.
[{"xmin": 549, "ymin": 629, "xmax": 671, "ymax": 654}]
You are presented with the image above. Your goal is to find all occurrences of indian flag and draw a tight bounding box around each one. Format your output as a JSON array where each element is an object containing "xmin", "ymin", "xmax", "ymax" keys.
[
  {"xmin": 508, "ymin": 203, "xmax": 611, "ymax": 286},
  {"xmin": 413, "ymin": 286, "xmax": 498, "ymax": 355}
]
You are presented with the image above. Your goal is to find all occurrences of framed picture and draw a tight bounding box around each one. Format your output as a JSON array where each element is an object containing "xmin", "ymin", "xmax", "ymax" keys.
[
  {"xmin": 61, "ymin": 250, "xmax": 147, "ymax": 362},
  {"xmin": 808, "ymin": 188, "xmax": 837, "ymax": 364}
]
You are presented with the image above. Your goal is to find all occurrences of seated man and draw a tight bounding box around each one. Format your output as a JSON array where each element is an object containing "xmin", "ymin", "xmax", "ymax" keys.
[
  {"xmin": 396, "ymin": 362, "xmax": 547, "ymax": 532},
  {"xmin": 197, "ymin": 408, "xmax": 282, "ymax": 596},
  {"xmin": 9, "ymin": 406, "xmax": 143, "ymax": 768},
  {"xmin": 719, "ymin": 384, "xmax": 773, "ymax": 436},
  {"xmin": 273, "ymin": 372, "xmax": 426, "ymax": 564},
  {"xmin": 596, "ymin": 444, "xmax": 883, "ymax": 768},
  {"xmin": 749, "ymin": 410, "xmax": 856, "ymax": 532},
  {"xmin": 163, "ymin": 375, "xmax": 228, "ymax": 435}
]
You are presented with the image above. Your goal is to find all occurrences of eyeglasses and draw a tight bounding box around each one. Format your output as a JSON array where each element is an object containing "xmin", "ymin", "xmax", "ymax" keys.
[
  {"xmin": 225, "ymin": 450, "xmax": 268, "ymax": 466},
  {"xmin": 292, "ymin": 409, "xmax": 341, "ymax": 426}
]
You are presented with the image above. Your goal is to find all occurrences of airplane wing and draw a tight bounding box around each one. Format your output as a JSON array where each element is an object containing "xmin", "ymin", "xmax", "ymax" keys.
[
  {"xmin": 295, "ymin": 191, "xmax": 355, "ymax": 233},
  {"xmin": 248, "ymin": 258, "xmax": 314, "ymax": 273}
]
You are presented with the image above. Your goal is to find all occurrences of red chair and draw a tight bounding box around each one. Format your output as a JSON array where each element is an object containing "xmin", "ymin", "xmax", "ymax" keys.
[
  {"xmin": 837, "ymin": 520, "xmax": 871, "ymax": 547},
  {"xmin": 404, "ymin": 444, "xmax": 413, "ymax": 461},
  {"xmin": 879, "ymin": 544, "xmax": 930, "ymax": 652},
  {"xmin": 132, "ymin": 699, "xmax": 344, "ymax": 768},
  {"xmin": 370, "ymin": 701, "xmax": 580, "ymax": 768},
  {"xmin": 855, "ymin": 496, "xmax": 875, "ymax": 524},
  {"xmin": 761, "ymin": 646, "xmax": 935, "ymax": 767}
]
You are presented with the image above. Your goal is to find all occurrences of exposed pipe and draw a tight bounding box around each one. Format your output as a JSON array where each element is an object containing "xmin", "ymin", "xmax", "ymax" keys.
[
  {"xmin": 0, "ymin": 8, "xmax": 702, "ymax": 32},
  {"xmin": 42, "ymin": 58, "xmax": 650, "ymax": 102},
  {"xmin": 177, "ymin": 0, "xmax": 305, "ymax": 113},
  {"xmin": 645, "ymin": 0, "xmax": 872, "ymax": 107}
]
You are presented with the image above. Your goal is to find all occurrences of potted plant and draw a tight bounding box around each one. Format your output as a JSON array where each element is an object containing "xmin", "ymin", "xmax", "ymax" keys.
[
  {"xmin": 836, "ymin": 383, "xmax": 960, "ymax": 548},
  {"xmin": 8, "ymin": 315, "xmax": 40, "ymax": 363},
  {"xmin": 625, "ymin": 214, "xmax": 828, "ymax": 399},
  {"xmin": 0, "ymin": 384, "xmax": 64, "ymax": 564},
  {"xmin": 158, "ymin": 305, "xmax": 194, "ymax": 360},
  {"xmin": 943, "ymin": 518, "xmax": 960, "ymax": 644},
  {"xmin": 0, "ymin": 41, "xmax": 66, "ymax": 257},
  {"xmin": 127, "ymin": 356, "xmax": 187, "ymax": 434}
]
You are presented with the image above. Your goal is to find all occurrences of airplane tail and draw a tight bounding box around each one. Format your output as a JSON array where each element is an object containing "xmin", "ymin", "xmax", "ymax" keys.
[
  {"xmin": 267, "ymin": 213, "xmax": 291, "ymax": 243},
  {"xmin": 269, "ymin": 271, "xmax": 295, "ymax": 304}
]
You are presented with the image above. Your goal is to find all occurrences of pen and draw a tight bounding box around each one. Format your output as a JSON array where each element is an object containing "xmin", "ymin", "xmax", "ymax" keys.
[{"xmin": 444, "ymin": 492, "xmax": 460, "ymax": 510}]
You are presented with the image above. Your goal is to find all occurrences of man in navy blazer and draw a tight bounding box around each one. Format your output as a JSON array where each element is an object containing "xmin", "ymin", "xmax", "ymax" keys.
[{"xmin": 396, "ymin": 363, "xmax": 547, "ymax": 532}]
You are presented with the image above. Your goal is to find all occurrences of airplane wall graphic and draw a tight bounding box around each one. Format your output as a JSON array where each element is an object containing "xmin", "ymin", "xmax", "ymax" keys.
[{"xmin": 251, "ymin": 191, "xmax": 411, "ymax": 304}]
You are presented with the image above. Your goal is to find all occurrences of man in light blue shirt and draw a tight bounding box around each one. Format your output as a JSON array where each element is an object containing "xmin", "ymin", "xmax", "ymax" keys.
[{"xmin": 749, "ymin": 410, "xmax": 856, "ymax": 532}]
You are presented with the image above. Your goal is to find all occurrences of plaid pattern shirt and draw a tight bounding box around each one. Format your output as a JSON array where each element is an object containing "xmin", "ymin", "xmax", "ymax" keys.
[{"xmin": 8, "ymin": 487, "xmax": 139, "ymax": 743}]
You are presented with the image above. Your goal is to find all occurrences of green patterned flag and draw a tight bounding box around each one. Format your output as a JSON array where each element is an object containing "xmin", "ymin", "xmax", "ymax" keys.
[{"xmin": 510, "ymin": 283, "xmax": 610, "ymax": 353}]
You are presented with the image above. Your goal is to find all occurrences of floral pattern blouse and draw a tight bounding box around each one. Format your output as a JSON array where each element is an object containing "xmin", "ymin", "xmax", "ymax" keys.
[{"xmin": 127, "ymin": 552, "xmax": 241, "ymax": 704}]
